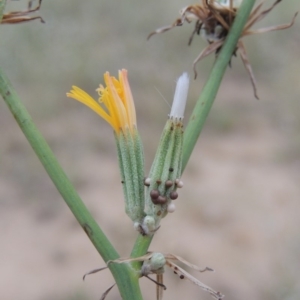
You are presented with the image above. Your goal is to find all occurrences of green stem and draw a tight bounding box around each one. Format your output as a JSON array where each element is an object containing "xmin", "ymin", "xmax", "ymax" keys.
[
  {"xmin": 182, "ymin": 0, "xmax": 256, "ymax": 171},
  {"xmin": 130, "ymin": 0, "xmax": 256, "ymax": 262},
  {"xmin": 0, "ymin": 0, "xmax": 7, "ymax": 22},
  {"xmin": 0, "ymin": 67, "xmax": 143, "ymax": 300},
  {"xmin": 129, "ymin": 234, "xmax": 152, "ymax": 273},
  {"xmin": 131, "ymin": 234, "xmax": 153, "ymax": 257},
  {"xmin": 0, "ymin": 1, "xmax": 256, "ymax": 298}
]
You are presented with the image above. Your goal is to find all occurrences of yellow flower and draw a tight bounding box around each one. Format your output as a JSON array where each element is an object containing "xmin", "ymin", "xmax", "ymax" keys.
[{"xmin": 67, "ymin": 69, "xmax": 137, "ymax": 134}]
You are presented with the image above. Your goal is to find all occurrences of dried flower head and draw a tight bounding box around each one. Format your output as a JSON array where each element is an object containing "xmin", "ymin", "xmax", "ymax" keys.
[
  {"xmin": 83, "ymin": 251, "xmax": 221, "ymax": 300},
  {"xmin": 148, "ymin": 0, "xmax": 297, "ymax": 99},
  {"xmin": 109, "ymin": 252, "xmax": 222, "ymax": 300},
  {"xmin": 1, "ymin": 0, "xmax": 44, "ymax": 24}
]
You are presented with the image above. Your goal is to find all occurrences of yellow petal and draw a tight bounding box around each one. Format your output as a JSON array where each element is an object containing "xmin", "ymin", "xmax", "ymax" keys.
[
  {"xmin": 119, "ymin": 69, "xmax": 136, "ymax": 130},
  {"xmin": 67, "ymin": 86, "xmax": 115, "ymax": 130},
  {"xmin": 67, "ymin": 69, "xmax": 137, "ymax": 135}
]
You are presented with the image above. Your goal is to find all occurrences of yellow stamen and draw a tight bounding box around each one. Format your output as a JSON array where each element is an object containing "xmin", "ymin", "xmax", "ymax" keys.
[{"xmin": 66, "ymin": 69, "xmax": 137, "ymax": 134}]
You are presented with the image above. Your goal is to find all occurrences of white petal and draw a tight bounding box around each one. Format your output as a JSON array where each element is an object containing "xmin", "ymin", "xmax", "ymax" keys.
[{"xmin": 170, "ymin": 72, "xmax": 189, "ymax": 119}]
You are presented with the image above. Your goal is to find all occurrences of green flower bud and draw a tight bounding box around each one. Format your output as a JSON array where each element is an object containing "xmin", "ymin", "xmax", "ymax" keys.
[
  {"xmin": 141, "ymin": 73, "xmax": 189, "ymax": 235},
  {"xmin": 67, "ymin": 70, "xmax": 145, "ymax": 227}
]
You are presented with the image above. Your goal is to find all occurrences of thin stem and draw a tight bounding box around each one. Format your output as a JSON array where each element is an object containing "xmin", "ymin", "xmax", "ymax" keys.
[
  {"xmin": 129, "ymin": 234, "xmax": 152, "ymax": 272},
  {"xmin": 182, "ymin": 0, "xmax": 256, "ymax": 171},
  {"xmin": 0, "ymin": 0, "xmax": 7, "ymax": 22},
  {"xmin": 0, "ymin": 1, "xmax": 257, "ymax": 299},
  {"xmin": 130, "ymin": 0, "xmax": 256, "ymax": 263},
  {"xmin": 131, "ymin": 234, "xmax": 153, "ymax": 257},
  {"xmin": 0, "ymin": 67, "xmax": 143, "ymax": 300}
]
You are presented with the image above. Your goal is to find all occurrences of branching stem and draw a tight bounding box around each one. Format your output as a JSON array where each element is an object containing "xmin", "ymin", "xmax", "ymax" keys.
[{"xmin": 0, "ymin": 1, "xmax": 256, "ymax": 299}]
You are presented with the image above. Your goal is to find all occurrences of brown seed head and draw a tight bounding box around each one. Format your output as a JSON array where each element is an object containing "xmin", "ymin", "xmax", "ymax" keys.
[
  {"xmin": 165, "ymin": 180, "xmax": 173, "ymax": 188},
  {"xmin": 150, "ymin": 189, "xmax": 160, "ymax": 200},
  {"xmin": 169, "ymin": 191, "xmax": 178, "ymax": 200}
]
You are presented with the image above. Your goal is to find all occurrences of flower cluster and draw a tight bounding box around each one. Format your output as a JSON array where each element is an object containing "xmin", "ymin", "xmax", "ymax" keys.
[{"xmin": 67, "ymin": 71, "xmax": 189, "ymax": 235}]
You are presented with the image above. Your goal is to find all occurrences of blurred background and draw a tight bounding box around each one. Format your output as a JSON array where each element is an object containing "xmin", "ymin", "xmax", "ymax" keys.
[{"xmin": 0, "ymin": 0, "xmax": 299, "ymax": 299}]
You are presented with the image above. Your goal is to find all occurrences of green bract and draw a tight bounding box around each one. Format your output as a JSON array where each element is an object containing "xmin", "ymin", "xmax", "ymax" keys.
[
  {"xmin": 141, "ymin": 117, "xmax": 183, "ymax": 234},
  {"xmin": 116, "ymin": 128, "xmax": 145, "ymax": 227},
  {"xmin": 139, "ymin": 73, "xmax": 189, "ymax": 235}
]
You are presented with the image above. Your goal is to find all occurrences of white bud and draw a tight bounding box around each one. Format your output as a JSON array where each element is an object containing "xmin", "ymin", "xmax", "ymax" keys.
[
  {"xmin": 144, "ymin": 177, "xmax": 151, "ymax": 185},
  {"xmin": 167, "ymin": 202, "xmax": 176, "ymax": 213},
  {"xmin": 175, "ymin": 179, "xmax": 184, "ymax": 188},
  {"xmin": 170, "ymin": 72, "xmax": 189, "ymax": 119}
]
